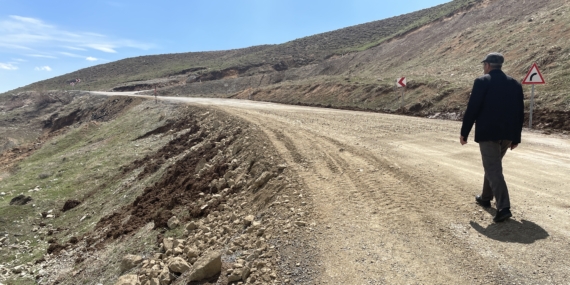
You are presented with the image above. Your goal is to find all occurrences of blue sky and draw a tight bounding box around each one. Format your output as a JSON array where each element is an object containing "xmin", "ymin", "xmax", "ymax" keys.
[{"xmin": 0, "ymin": 0, "xmax": 449, "ymax": 93}]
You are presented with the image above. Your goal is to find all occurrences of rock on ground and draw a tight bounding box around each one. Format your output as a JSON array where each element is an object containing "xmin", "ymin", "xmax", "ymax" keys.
[
  {"xmin": 121, "ymin": 254, "xmax": 143, "ymax": 273},
  {"xmin": 168, "ymin": 257, "xmax": 191, "ymax": 273},
  {"xmin": 114, "ymin": 274, "xmax": 140, "ymax": 285},
  {"xmin": 188, "ymin": 251, "xmax": 222, "ymax": 281},
  {"xmin": 167, "ymin": 216, "xmax": 180, "ymax": 229}
]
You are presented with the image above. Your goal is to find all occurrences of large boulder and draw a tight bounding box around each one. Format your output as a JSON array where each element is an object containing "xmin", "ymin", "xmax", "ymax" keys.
[{"xmin": 188, "ymin": 251, "xmax": 222, "ymax": 281}]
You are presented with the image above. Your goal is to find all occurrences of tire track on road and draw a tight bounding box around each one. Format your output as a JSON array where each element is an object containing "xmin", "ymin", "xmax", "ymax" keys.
[{"xmin": 229, "ymin": 109, "xmax": 484, "ymax": 284}]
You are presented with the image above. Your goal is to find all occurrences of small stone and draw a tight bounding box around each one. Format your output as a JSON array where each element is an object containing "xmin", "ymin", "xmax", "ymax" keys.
[
  {"xmin": 173, "ymin": 239, "xmax": 185, "ymax": 248},
  {"xmin": 295, "ymin": 221, "xmax": 307, "ymax": 227},
  {"xmin": 184, "ymin": 246, "xmax": 200, "ymax": 258},
  {"xmin": 120, "ymin": 254, "xmax": 143, "ymax": 273},
  {"xmin": 11, "ymin": 265, "xmax": 23, "ymax": 274},
  {"xmin": 158, "ymin": 267, "xmax": 171, "ymax": 284},
  {"xmin": 113, "ymin": 274, "xmax": 140, "ymax": 285},
  {"xmin": 242, "ymin": 266, "xmax": 251, "ymax": 280},
  {"xmin": 163, "ymin": 238, "xmax": 174, "ymax": 252},
  {"xmin": 228, "ymin": 269, "xmax": 243, "ymax": 282},
  {"xmin": 186, "ymin": 221, "xmax": 198, "ymax": 231},
  {"xmin": 167, "ymin": 216, "xmax": 180, "ymax": 229},
  {"xmin": 168, "ymin": 257, "xmax": 191, "ymax": 273},
  {"xmin": 243, "ymin": 215, "xmax": 255, "ymax": 227},
  {"xmin": 173, "ymin": 247, "xmax": 184, "ymax": 255}
]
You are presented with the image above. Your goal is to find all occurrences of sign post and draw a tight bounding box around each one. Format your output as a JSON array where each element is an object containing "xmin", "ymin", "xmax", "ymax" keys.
[
  {"xmin": 396, "ymin": 77, "xmax": 406, "ymax": 109},
  {"xmin": 522, "ymin": 63, "xmax": 546, "ymax": 129},
  {"xmin": 154, "ymin": 85, "xmax": 157, "ymax": 103}
]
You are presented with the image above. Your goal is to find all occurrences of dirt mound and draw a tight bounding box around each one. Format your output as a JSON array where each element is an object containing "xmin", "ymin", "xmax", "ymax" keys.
[
  {"xmin": 526, "ymin": 109, "xmax": 570, "ymax": 131},
  {"xmin": 122, "ymin": 119, "xmax": 201, "ymax": 179},
  {"xmin": 9, "ymin": 195, "xmax": 32, "ymax": 205},
  {"xmin": 90, "ymin": 110, "xmax": 257, "ymax": 242},
  {"xmin": 61, "ymin": 199, "xmax": 81, "ymax": 212},
  {"xmin": 42, "ymin": 96, "xmax": 144, "ymax": 132}
]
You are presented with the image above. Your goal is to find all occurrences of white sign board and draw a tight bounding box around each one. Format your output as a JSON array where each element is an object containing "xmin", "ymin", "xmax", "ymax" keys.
[{"xmin": 397, "ymin": 77, "xmax": 406, "ymax": 87}]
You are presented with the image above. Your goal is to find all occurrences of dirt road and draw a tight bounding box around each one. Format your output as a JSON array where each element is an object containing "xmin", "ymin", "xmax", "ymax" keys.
[{"xmin": 93, "ymin": 92, "xmax": 570, "ymax": 284}]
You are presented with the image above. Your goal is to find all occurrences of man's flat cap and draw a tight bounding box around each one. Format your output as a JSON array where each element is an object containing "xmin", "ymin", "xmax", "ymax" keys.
[{"xmin": 481, "ymin": 52, "xmax": 504, "ymax": 64}]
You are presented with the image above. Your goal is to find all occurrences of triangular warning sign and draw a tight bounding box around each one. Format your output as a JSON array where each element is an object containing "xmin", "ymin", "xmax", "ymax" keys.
[{"xmin": 522, "ymin": 63, "xmax": 545, "ymax": 85}]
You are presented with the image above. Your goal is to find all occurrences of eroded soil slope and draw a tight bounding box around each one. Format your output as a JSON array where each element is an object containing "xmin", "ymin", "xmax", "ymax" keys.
[{"xmin": 0, "ymin": 95, "xmax": 318, "ymax": 285}]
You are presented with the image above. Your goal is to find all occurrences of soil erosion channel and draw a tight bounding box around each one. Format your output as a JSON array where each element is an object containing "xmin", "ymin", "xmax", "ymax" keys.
[{"xmin": 94, "ymin": 92, "xmax": 570, "ymax": 284}]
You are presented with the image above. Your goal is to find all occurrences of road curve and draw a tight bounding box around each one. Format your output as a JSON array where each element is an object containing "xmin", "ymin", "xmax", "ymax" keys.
[{"xmin": 93, "ymin": 91, "xmax": 570, "ymax": 284}]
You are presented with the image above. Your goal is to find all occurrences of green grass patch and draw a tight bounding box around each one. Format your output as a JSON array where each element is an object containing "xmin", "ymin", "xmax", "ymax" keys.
[{"xmin": 0, "ymin": 100, "xmax": 184, "ymax": 277}]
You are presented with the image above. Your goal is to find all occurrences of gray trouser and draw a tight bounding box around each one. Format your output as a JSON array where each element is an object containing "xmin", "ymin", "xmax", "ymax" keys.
[{"xmin": 479, "ymin": 140, "xmax": 511, "ymax": 210}]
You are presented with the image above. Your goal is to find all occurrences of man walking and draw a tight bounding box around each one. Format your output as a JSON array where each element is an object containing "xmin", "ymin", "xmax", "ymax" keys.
[{"xmin": 460, "ymin": 53, "xmax": 524, "ymax": 222}]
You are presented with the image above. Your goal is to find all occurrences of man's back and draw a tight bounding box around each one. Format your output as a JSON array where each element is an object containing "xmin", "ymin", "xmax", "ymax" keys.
[{"xmin": 461, "ymin": 69, "xmax": 524, "ymax": 144}]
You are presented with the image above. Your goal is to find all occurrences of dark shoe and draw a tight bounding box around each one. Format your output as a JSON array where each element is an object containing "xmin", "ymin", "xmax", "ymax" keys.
[
  {"xmin": 475, "ymin": 195, "xmax": 491, "ymax": 208},
  {"xmin": 494, "ymin": 208, "xmax": 512, "ymax": 223}
]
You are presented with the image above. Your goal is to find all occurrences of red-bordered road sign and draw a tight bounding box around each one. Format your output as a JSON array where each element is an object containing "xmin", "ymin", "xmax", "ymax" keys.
[
  {"xmin": 397, "ymin": 77, "xmax": 406, "ymax": 87},
  {"xmin": 522, "ymin": 63, "xmax": 545, "ymax": 85}
]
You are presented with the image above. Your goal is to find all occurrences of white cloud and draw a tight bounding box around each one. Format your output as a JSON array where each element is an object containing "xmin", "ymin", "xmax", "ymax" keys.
[
  {"xmin": 0, "ymin": 15, "xmax": 153, "ymax": 55},
  {"xmin": 35, "ymin": 66, "xmax": 52, "ymax": 71},
  {"xmin": 9, "ymin": 15, "xmax": 44, "ymax": 25},
  {"xmin": 0, "ymin": 42, "xmax": 32, "ymax": 50},
  {"xmin": 86, "ymin": 57, "xmax": 98, "ymax": 61},
  {"xmin": 27, "ymin": 54, "xmax": 57, "ymax": 59},
  {"xmin": 0, "ymin": 63, "xmax": 18, "ymax": 70},
  {"xmin": 83, "ymin": 44, "xmax": 117, "ymax": 53},
  {"xmin": 63, "ymin": 46, "xmax": 87, "ymax": 51},
  {"xmin": 60, "ymin": 52, "xmax": 83, "ymax": 58}
]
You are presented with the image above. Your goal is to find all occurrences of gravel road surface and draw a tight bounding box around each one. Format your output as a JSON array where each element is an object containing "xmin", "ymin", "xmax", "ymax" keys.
[{"xmin": 92, "ymin": 91, "xmax": 570, "ymax": 284}]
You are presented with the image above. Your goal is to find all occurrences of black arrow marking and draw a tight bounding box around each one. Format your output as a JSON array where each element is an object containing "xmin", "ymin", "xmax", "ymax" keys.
[{"xmin": 530, "ymin": 72, "xmax": 538, "ymax": 81}]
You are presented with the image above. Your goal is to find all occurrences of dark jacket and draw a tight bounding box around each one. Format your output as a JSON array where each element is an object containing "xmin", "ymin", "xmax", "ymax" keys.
[{"xmin": 461, "ymin": 69, "xmax": 524, "ymax": 144}]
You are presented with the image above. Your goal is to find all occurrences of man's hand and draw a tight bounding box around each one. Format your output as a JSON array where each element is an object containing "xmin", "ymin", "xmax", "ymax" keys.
[
  {"xmin": 460, "ymin": 136, "xmax": 467, "ymax": 145},
  {"xmin": 510, "ymin": 143, "xmax": 518, "ymax": 150}
]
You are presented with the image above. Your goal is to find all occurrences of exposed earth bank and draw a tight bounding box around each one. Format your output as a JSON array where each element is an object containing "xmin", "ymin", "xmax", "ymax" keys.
[{"xmin": 0, "ymin": 93, "xmax": 319, "ymax": 285}]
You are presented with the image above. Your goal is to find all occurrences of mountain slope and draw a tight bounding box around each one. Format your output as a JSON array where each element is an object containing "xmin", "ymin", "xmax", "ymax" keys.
[
  {"xmin": 4, "ymin": 0, "xmax": 479, "ymax": 92},
  {"xmin": 150, "ymin": 0, "xmax": 569, "ymax": 130}
]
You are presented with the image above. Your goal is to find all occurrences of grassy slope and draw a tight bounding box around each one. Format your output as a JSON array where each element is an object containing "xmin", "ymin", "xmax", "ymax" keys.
[
  {"xmin": 2, "ymin": 0, "xmax": 479, "ymax": 93},
  {"xmin": 196, "ymin": 0, "xmax": 570, "ymax": 116},
  {"xmin": 0, "ymin": 98, "xmax": 177, "ymax": 272}
]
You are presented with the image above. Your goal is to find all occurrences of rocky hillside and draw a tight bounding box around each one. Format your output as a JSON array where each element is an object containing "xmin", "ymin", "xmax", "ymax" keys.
[{"xmin": 0, "ymin": 94, "xmax": 318, "ymax": 284}]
